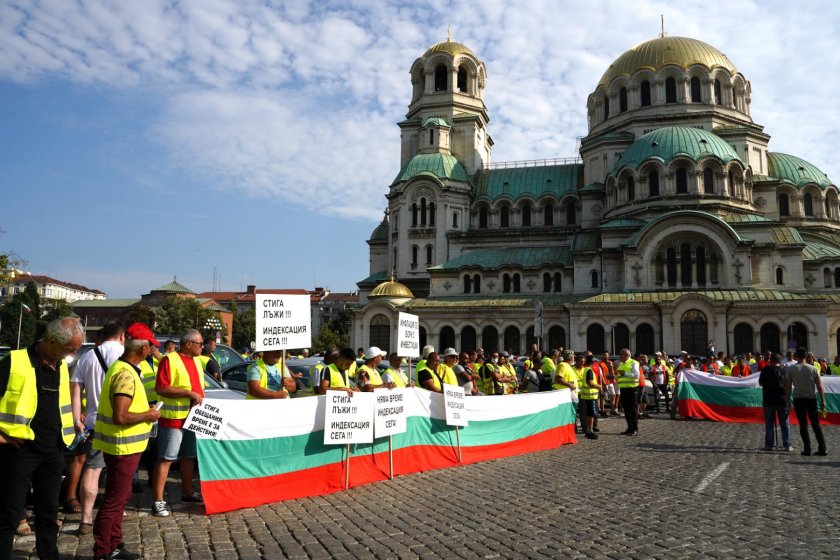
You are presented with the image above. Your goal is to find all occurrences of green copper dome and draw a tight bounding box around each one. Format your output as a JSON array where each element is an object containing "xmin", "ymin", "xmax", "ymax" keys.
[
  {"xmin": 369, "ymin": 217, "xmax": 389, "ymax": 242},
  {"xmin": 767, "ymin": 152, "xmax": 833, "ymax": 189},
  {"xmin": 392, "ymin": 153, "xmax": 469, "ymax": 185},
  {"xmin": 613, "ymin": 126, "xmax": 741, "ymax": 174}
]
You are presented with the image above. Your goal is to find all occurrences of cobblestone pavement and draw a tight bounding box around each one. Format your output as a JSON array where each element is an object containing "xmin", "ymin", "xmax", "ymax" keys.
[{"xmin": 12, "ymin": 415, "xmax": 840, "ymax": 559}]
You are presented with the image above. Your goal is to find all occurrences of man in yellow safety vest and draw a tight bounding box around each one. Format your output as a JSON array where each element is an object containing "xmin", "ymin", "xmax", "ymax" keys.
[{"xmin": 616, "ymin": 348, "xmax": 641, "ymax": 436}]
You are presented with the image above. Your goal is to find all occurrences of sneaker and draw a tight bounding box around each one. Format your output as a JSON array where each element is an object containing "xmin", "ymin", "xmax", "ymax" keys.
[
  {"xmin": 181, "ymin": 491, "xmax": 204, "ymax": 504},
  {"xmin": 152, "ymin": 501, "xmax": 170, "ymax": 517},
  {"xmin": 785, "ymin": 446, "xmax": 794, "ymax": 452},
  {"xmin": 801, "ymin": 450, "xmax": 812, "ymax": 457},
  {"xmin": 585, "ymin": 432, "xmax": 599, "ymax": 440}
]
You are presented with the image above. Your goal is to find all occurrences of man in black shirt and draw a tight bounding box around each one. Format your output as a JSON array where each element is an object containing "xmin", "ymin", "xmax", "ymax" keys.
[
  {"xmin": 0, "ymin": 317, "xmax": 84, "ymax": 560},
  {"xmin": 758, "ymin": 353, "xmax": 791, "ymax": 451}
]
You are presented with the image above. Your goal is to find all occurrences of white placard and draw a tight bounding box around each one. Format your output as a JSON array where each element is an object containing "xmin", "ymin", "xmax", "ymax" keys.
[
  {"xmin": 323, "ymin": 391, "xmax": 375, "ymax": 444},
  {"xmin": 396, "ymin": 312, "xmax": 420, "ymax": 358},
  {"xmin": 183, "ymin": 400, "xmax": 226, "ymax": 439},
  {"xmin": 374, "ymin": 389, "xmax": 407, "ymax": 437},
  {"xmin": 255, "ymin": 294, "xmax": 312, "ymax": 351},
  {"xmin": 443, "ymin": 385, "xmax": 468, "ymax": 427}
]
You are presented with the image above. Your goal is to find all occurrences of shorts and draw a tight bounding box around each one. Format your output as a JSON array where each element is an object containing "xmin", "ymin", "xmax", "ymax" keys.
[
  {"xmin": 157, "ymin": 426, "xmax": 197, "ymax": 461},
  {"xmin": 579, "ymin": 399, "xmax": 598, "ymax": 418},
  {"xmin": 605, "ymin": 383, "xmax": 618, "ymax": 397},
  {"xmin": 85, "ymin": 439, "xmax": 105, "ymax": 469}
]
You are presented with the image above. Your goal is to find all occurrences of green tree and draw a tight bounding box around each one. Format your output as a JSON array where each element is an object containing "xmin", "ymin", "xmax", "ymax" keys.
[
  {"xmin": 153, "ymin": 296, "xmax": 227, "ymax": 341},
  {"xmin": 230, "ymin": 302, "xmax": 255, "ymax": 351},
  {"xmin": 127, "ymin": 303, "xmax": 155, "ymax": 326},
  {"xmin": 312, "ymin": 322, "xmax": 347, "ymax": 353},
  {"xmin": 0, "ymin": 282, "xmax": 40, "ymax": 348}
]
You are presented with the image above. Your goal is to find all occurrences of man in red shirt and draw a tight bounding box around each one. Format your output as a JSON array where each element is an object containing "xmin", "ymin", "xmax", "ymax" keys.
[{"xmin": 150, "ymin": 329, "xmax": 205, "ymax": 517}]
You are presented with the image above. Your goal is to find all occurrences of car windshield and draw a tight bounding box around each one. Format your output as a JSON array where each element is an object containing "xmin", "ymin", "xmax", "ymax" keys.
[{"xmin": 212, "ymin": 344, "xmax": 245, "ymax": 368}]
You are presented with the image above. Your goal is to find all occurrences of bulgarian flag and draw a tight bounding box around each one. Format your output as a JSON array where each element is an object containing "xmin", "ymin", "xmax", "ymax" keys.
[
  {"xmin": 21, "ymin": 303, "xmax": 30, "ymax": 312},
  {"xmin": 195, "ymin": 389, "xmax": 576, "ymax": 515},
  {"xmin": 677, "ymin": 368, "xmax": 840, "ymax": 425}
]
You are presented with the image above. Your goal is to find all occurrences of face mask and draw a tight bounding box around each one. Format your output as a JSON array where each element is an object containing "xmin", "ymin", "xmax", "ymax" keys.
[{"xmin": 491, "ymin": 358, "xmax": 498, "ymax": 364}]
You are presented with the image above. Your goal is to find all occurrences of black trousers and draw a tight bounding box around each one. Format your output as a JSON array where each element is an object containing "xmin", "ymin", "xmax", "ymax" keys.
[
  {"xmin": 793, "ymin": 398, "xmax": 826, "ymax": 453},
  {"xmin": 620, "ymin": 387, "xmax": 639, "ymax": 433},
  {"xmin": 0, "ymin": 443, "xmax": 64, "ymax": 560}
]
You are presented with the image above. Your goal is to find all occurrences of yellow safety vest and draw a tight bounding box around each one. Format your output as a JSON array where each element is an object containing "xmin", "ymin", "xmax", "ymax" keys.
[
  {"xmin": 577, "ymin": 366, "xmax": 598, "ymax": 400},
  {"xmin": 500, "ymin": 363, "xmax": 519, "ymax": 394},
  {"xmin": 414, "ymin": 359, "xmax": 427, "ymax": 383},
  {"xmin": 721, "ymin": 365, "xmax": 733, "ymax": 376},
  {"xmin": 481, "ymin": 363, "xmax": 501, "ymax": 395},
  {"xmin": 828, "ymin": 364, "xmax": 840, "ymax": 376},
  {"xmin": 309, "ymin": 363, "xmax": 325, "ymax": 390},
  {"xmin": 0, "ymin": 349, "xmax": 74, "ymax": 445},
  {"xmin": 324, "ymin": 363, "xmax": 350, "ymax": 389},
  {"xmin": 617, "ymin": 359, "xmax": 640, "ymax": 388},
  {"xmin": 138, "ymin": 359, "xmax": 158, "ymax": 403},
  {"xmin": 93, "ymin": 360, "xmax": 152, "ymax": 455},
  {"xmin": 385, "ymin": 367, "xmax": 407, "ymax": 388},
  {"xmin": 358, "ymin": 364, "xmax": 384, "ymax": 386},
  {"xmin": 246, "ymin": 359, "xmax": 290, "ymax": 399},
  {"xmin": 418, "ymin": 365, "xmax": 457, "ymax": 391},
  {"xmin": 159, "ymin": 353, "xmax": 204, "ymax": 420},
  {"xmin": 552, "ymin": 362, "xmax": 576, "ymax": 391},
  {"xmin": 541, "ymin": 357, "xmax": 557, "ymax": 375}
]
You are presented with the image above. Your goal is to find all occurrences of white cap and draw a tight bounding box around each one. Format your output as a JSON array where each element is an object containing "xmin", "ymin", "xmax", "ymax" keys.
[
  {"xmin": 364, "ymin": 346, "xmax": 387, "ymax": 360},
  {"xmin": 442, "ymin": 347, "xmax": 458, "ymax": 358},
  {"xmin": 422, "ymin": 344, "xmax": 435, "ymax": 359}
]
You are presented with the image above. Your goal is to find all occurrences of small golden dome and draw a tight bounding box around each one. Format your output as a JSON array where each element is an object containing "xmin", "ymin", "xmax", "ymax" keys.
[
  {"xmin": 424, "ymin": 39, "xmax": 475, "ymax": 59},
  {"xmin": 599, "ymin": 36, "xmax": 738, "ymax": 87},
  {"xmin": 370, "ymin": 276, "xmax": 414, "ymax": 299}
]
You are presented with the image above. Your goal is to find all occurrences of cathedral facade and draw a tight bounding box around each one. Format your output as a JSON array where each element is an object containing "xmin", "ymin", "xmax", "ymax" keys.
[{"xmin": 352, "ymin": 34, "xmax": 840, "ymax": 358}]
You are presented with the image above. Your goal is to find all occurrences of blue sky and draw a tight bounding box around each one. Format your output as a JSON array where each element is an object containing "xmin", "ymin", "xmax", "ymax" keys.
[{"xmin": 1, "ymin": 0, "xmax": 838, "ymax": 298}]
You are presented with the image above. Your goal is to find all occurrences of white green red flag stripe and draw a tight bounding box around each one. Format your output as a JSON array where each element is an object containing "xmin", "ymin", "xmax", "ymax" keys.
[
  {"xmin": 196, "ymin": 389, "xmax": 576, "ymax": 514},
  {"xmin": 677, "ymin": 368, "xmax": 840, "ymax": 425}
]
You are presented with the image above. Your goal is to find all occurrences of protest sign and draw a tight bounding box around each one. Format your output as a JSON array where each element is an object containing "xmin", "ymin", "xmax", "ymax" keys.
[
  {"xmin": 443, "ymin": 385, "xmax": 468, "ymax": 427},
  {"xmin": 374, "ymin": 389, "xmax": 407, "ymax": 437},
  {"xmin": 396, "ymin": 312, "xmax": 420, "ymax": 358},
  {"xmin": 183, "ymin": 401, "xmax": 226, "ymax": 439},
  {"xmin": 255, "ymin": 293, "xmax": 311, "ymax": 351},
  {"xmin": 323, "ymin": 391, "xmax": 375, "ymax": 444}
]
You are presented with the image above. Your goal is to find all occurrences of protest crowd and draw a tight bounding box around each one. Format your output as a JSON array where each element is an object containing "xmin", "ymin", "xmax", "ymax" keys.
[{"xmin": 0, "ymin": 317, "xmax": 834, "ymax": 560}]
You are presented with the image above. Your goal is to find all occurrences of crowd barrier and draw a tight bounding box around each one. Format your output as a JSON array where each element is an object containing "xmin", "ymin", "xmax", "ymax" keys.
[
  {"xmin": 677, "ymin": 368, "xmax": 840, "ymax": 425},
  {"xmin": 195, "ymin": 389, "xmax": 576, "ymax": 515}
]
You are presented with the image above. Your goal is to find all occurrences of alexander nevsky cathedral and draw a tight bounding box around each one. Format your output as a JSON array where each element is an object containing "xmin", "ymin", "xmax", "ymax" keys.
[{"xmin": 351, "ymin": 31, "xmax": 840, "ymax": 358}]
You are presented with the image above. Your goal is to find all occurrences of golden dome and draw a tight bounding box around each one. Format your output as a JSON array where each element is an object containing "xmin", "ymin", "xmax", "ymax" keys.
[
  {"xmin": 424, "ymin": 39, "xmax": 475, "ymax": 59},
  {"xmin": 370, "ymin": 276, "xmax": 414, "ymax": 299},
  {"xmin": 599, "ymin": 36, "xmax": 738, "ymax": 87}
]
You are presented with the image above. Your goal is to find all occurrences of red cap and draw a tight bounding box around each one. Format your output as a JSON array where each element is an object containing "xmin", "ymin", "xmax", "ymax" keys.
[{"xmin": 125, "ymin": 322, "xmax": 160, "ymax": 347}]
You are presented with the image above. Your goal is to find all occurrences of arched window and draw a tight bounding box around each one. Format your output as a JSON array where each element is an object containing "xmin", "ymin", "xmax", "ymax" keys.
[
  {"xmin": 457, "ymin": 67, "xmax": 467, "ymax": 92},
  {"xmin": 429, "ymin": 202, "xmax": 436, "ymax": 226},
  {"xmin": 789, "ymin": 322, "xmax": 808, "ymax": 351},
  {"xmin": 411, "ymin": 245, "xmax": 418, "ymax": 266},
  {"xmin": 704, "ymin": 167, "xmax": 714, "ymax": 194},
  {"xmin": 665, "ymin": 77, "xmax": 677, "ymax": 103},
  {"xmin": 590, "ymin": 270, "xmax": 599, "ymax": 288},
  {"xmin": 452, "ymin": 212, "xmax": 458, "ymax": 228},
  {"xmin": 835, "ymin": 267, "xmax": 840, "ymax": 287},
  {"xmin": 479, "ymin": 207, "xmax": 488, "ymax": 229},
  {"xmin": 500, "ymin": 205, "xmax": 509, "ymax": 227},
  {"xmin": 734, "ymin": 323, "xmax": 754, "ymax": 356},
  {"xmin": 525, "ymin": 326, "xmax": 536, "ymax": 352},
  {"xmin": 779, "ymin": 193, "xmax": 790, "ymax": 217},
  {"xmin": 680, "ymin": 310, "xmax": 708, "ymax": 356},
  {"xmin": 420, "ymin": 198, "xmax": 427, "ymax": 226},
  {"xmin": 775, "ymin": 266, "xmax": 784, "ymax": 285},
  {"xmin": 714, "ymin": 80, "xmax": 722, "ymax": 104},
  {"xmin": 603, "ymin": 95, "xmax": 610, "ymax": 119},
  {"xmin": 503, "ymin": 274, "xmax": 511, "ymax": 293},
  {"xmin": 513, "ymin": 273, "xmax": 520, "ymax": 293},
  {"xmin": 729, "ymin": 170, "xmax": 737, "ymax": 196},
  {"xmin": 425, "ymin": 245, "xmax": 432, "ymax": 265},
  {"xmin": 696, "ymin": 246, "xmax": 706, "ymax": 285},
  {"xmin": 666, "ymin": 247, "xmax": 677, "ymax": 287},
  {"xmin": 473, "ymin": 274, "xmax": 481, "ymax": 293},
  {"xmin": 463, "ymin": 274, "xmax": 472, "ymax": 293},
  {"xmin": 543, "ymin": 272, "xmax": 552, "ymax": 292},
  {"xmin": 461, "ymin": 326, "xmax": 476, "ymax": 352},
  {"xmin": 619, "ymin": 87, "xmax": 628, "ymax": 112},
  {"xmin": 566, "ymin": 203, "xmax": 576, "ymax": 225},
  {"xmin": 804, "ymin": 193, "xmax": 814, "ymax": 216},
  {"xmin": 676, "ymin": 168, "xmax": 688, "ymax": 193},
  {"xmin": 586, "ymin": 324, "xmax": 605, "ymax": 354},
  {"xmin": 690, "ymin": 77, "xmax": 701, "ymax": 102},
  {"xmin": 548, "ymin": 325, "xmax": 565, "ymax": 351},
  {"xmin": 429, "ymin": 129, "xmax": 434, "ymax": 145},
  {"xmin": 440, "ymin": 326, "xmax": 455, "ymax": 350},
  {"xmin": 649, "ymin": 170, "xmax": 660, "ymax": 196},
  {"xmin": 419, "ymin": 326, "xmax": 427, "ymax": 350},
  {"xmin": 627, "ymin": 177, "xmax": 635, "ymax": 201},
  {"xmin": 760, "ymin": 323, "xmax": 780, "ymax": 354},
  {"xmin": 411, "ymin": 203, "xmax": 418, "ymax": 226},
  {"xmin": 655, "ymin": 255, "xmax": 664, "ymax": 285},
  {"xmin": 613, "ymin": 324, "xmax": 630, "ymax": 354},
  {"xmin": 824, "ymin": 268, "xmax": 832, "ymax": 288},
  {"xmin": 434, "ymin": 64, "xmax": 448, "ymax": 91},
  {"xmin": 636, "ymin": 324, "xmax": 655, "ymax": 355},
  {"xmin": 544, "ymin": 204, "xmax": 554, "ymax": 226},
  {"xmin": 641, "ymin": 81, "xmax": 651, "ymax": 106},
  {"xmin": 680, "ymin": 243, "xmax": 692, "ymax": 286},
  {"xmin": 504, "ymin": 326, "xmax": 521, "ymax": 355},
  {"xmin": 521, "ymin": 203, "xmax": 532, "ymax": 227},
  {"xmin": 369, "ymin": 314, "xmax": 390, "ymax": 351},
  {"xmin": 553, "ymin": 272, "xmax": 562, "ymax": 293},
  {"xmin": 710, "ymin": 253, "xmax": 719, "ymax": 284},
  {"xmin": 482, "ymin": 326, "xmax": 498, "ymax": 353}
]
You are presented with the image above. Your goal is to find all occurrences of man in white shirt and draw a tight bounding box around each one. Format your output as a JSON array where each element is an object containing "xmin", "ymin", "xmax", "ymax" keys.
[{"xmin": 70, "ymin": 322, "xmax": 125, "ymax": 535}]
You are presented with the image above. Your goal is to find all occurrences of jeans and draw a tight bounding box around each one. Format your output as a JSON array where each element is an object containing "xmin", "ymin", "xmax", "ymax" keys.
[
  {"xmin": 763, "ymin": 405, "xmax": 791, "ymax": 448},
  {"xmin": 654, "ymin": 384, "xmax": 670, "ymax": 411},
  {"xmin": 793, "ymin": 398, "xmax": 826, "ymax": 453}
]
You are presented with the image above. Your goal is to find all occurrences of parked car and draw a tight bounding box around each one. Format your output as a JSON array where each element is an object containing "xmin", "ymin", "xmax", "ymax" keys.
[
  {"xmin": 221, "ymin": 357, "xmax": 316, "ymax": 396},
  {"xmin": 203, "ymin": 372, "xmax": 245, "ymax": 400}
]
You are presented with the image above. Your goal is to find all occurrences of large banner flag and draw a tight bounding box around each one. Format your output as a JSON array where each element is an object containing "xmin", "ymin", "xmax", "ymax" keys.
[
  {"xmin": 677, "ymin": 368, "xmax": 840, "ymax": 425},
  {"xmin": 195, "ymin": 389, "xmax": 576, "ymax": 514}
]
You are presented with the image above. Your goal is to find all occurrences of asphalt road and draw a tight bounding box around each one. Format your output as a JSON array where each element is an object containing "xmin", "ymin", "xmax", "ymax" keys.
[{"xmin": 12, "ymin": 414, "xmax": 839, "ymax": 559}]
